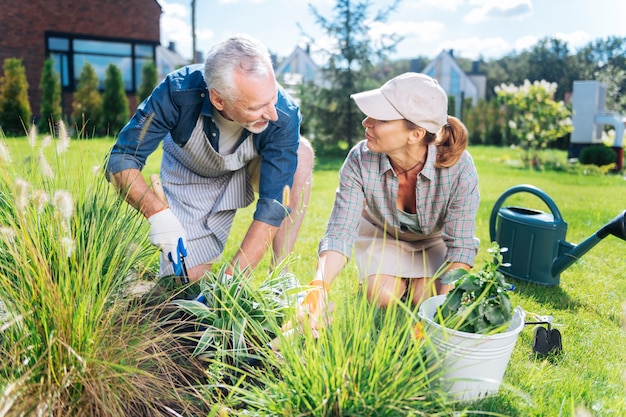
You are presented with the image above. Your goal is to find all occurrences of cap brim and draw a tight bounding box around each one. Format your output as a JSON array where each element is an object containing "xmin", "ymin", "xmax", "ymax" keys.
[{"xmin": 350, "ymin": 89, "xmax": 404, "ymax": 121}]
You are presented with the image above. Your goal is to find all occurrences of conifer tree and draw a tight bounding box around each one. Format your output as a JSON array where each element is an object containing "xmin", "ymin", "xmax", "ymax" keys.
[
  {"xmin": 38, "ymin": 56, "xmax": 63, "ymax": 133},
  {"xmin": 137, "ymin": 61, "xmax": 158, "ymax": 103},
  {"xmin": 72, "ymin": 62, "xmax": 102, "ymax": 137},
  {"xmin": 101, "ymin": 64, "xmax": 129, "ymax": 136},
  {"xmin": 0, "ymin": 58, "xmax": 32, "ymax": 135}
]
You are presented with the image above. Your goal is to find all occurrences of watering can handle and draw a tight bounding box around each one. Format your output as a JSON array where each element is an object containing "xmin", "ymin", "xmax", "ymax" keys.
[{"xmin": 489, "ymin": 184, "xmax": 565, "ymax": 242}]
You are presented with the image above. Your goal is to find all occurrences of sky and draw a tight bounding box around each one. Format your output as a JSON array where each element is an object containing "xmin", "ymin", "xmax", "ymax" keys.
[{"xmin": 159, "ymin": 0, "xmax": 626, "ymax": 64}]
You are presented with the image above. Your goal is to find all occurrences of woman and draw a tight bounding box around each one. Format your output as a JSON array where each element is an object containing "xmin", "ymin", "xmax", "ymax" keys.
[{"xmin": 301, "ymin": 73, "xmax": 480, "ymax": 324}]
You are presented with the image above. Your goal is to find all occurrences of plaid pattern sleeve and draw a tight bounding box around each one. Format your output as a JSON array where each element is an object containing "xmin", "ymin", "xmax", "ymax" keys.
[{"xmin": 318, "ymin": 142, "xmax": 370, "ymax": 257}]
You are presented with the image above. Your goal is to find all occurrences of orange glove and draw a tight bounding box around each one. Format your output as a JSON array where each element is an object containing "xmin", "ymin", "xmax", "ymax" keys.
[
  {"xmin": 298, "ymin": 279, "xmax": 330, "ymax": 316},
  {"xmin": 269, "ymin": 280, "xmax": 333, "ymax": 351}
]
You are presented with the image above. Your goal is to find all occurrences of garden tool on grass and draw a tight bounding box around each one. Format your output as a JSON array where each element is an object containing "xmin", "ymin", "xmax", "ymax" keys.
[
  {"xmin": 168, "ymin": 237, "xmax": 190, "ymax": 285},
  {"xmin": 524, "ymin": 314, "xmax": 562, "ymax": 357}
]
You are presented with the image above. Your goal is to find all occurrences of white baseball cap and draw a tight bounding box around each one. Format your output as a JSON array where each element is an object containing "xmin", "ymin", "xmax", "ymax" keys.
[{"xmin": 350, "ymin": 72, "xmax": 448, "ymax": 133}]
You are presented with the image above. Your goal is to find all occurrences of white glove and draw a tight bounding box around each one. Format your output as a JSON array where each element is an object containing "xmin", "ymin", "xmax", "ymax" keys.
[{"xmin": 148, "ymin": 208, "xmax": 186, "ymax": 262}]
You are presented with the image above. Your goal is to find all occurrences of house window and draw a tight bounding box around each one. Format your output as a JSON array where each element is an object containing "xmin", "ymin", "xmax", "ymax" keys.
[{"xmin": 46, "ymin": 32, "xmax": 156, "ymax": 93}]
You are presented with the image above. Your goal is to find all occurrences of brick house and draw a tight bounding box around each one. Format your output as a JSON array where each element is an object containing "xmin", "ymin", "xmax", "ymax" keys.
[{"xmin": 0, "ymin": 0, "xmax": 162, "ymax": 122}]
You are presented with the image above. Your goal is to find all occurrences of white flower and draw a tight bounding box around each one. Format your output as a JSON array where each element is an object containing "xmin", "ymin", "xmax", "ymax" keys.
[
  {"xmin": 38, "ymin": 149, "xmax": 54, "ymax": 179},
  {"xmin": 0, "ymin": 226, "xmax": 16, "ymax": 242},
  {"xmin": 53, "ymin": 190, "xmax": 74, "ymax": 222},
  {"xmin": 31, "ymin": 190, "xmax": 49, "ymax": 213},
  {"xmin": 0, "ymin": 140, "xmax": 12, "ymax": 163},
  {"xmin": 14, "ymin": 179, "xmax": 29, "ymax": 211},
  {"xmin": 61, "ymin": 236, "xmax": 75, "ymax": 258},
  {"xmin": 27, "ymin": 125, "xmax": 37, "ymax": 148},
  {"xmin": 56, "ymin": 120, "xmax": 70, "ymax": 154},
  {"xmin": 40, "ymin": 135, "xmax": 52, "ymax": 149}
]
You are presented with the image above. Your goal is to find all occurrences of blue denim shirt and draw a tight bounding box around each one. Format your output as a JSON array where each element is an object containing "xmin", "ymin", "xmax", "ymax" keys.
[{"xmin": 105, "ymin": 64, "xmax": 302, "ymax": 227}]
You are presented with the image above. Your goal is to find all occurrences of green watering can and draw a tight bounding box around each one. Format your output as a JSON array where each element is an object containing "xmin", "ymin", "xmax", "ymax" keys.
[{"xmin": 489, "ymin": 184, "xmax": 626, "ymax": 286}]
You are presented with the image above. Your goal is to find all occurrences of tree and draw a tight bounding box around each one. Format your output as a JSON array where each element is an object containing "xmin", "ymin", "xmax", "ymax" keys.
[
  {"xmin": 71, "ymin": 62, "xmax": 102, "ymax": 137},
  {"xmin": 137, "ymin": 61, "xmax": 158, "ymax": 103},
  {"xmin": 301, "ymin": 0, "xmax": 402, "ymax": 155},
  {"xmin": 526, "ymin": 38, "xmax": 575, "ymax": 101},
  {"xmin": 101, "ymin": 64, "xmax": 129, "ymax": 136},
  {"xmin": 0, "ymin": 58, "xmax": 32, "ymax": 136},
  {"xmin": 574, "ymin": 36, "xmax": 626, "ymax": 114},
  {"xmin": 38, "ymin": 56, "xmax": 63, "ymax": 133}
]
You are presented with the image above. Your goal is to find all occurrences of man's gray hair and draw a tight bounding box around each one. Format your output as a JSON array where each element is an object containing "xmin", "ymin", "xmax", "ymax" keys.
[{"xmin": 204, "ymin": 34, "xmax": 274, "ymax": 101}]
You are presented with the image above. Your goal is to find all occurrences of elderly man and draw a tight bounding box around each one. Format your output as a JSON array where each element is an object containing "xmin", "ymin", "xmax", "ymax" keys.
[{"xmin": 105, "ymin": 34, "xmax": 313, "ymax": 280}]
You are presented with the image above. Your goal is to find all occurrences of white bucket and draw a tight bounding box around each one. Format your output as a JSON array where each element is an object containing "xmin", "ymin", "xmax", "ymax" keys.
[{"xmin": 418, "ymin": 294, "xmax": 525, "ymax": 401}]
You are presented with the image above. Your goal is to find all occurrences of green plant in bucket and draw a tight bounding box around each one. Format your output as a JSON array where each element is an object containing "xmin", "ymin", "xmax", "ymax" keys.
[{"xmin": 436, "ymin": 242, "xmax": 514, "ymax": 335}]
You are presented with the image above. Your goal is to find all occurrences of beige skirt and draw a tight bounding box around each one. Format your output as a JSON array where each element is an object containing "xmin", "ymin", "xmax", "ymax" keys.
[{"xmin": 354, "ymin": 216, "xmax": 447, "ymax": 281}]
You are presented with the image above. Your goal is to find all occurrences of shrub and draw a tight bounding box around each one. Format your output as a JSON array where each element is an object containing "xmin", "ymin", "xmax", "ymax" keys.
[
  {"xmin": 0, "ymin": 58, "xmax": 32, "ymax": 135},
  {"xmin": 495, "ymin": 79, "xmax": 573, "ymax": 169},
  {"xmin": 37, "ymin": 57, "xmax": 63, "ymax": 132},
  {"xmin": 579, "ymin": 145, "xmax": 617, "ymax": 167},
  {"xmin": 72, "ymin": 62, "xmax": 103, "ymax": 138},
  {"xmin": 137, "ymin": 61, "xmax": 158, "ymax": 103},
  {"xmin": 101, "ymin": 64, "xmax": 129, "ymax": 136}
]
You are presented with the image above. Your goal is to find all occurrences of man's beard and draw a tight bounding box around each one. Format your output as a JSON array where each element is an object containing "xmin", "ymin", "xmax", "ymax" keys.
[{"xmin": 243, "ymin": 119, "xmax": 270, "ymax": 134}]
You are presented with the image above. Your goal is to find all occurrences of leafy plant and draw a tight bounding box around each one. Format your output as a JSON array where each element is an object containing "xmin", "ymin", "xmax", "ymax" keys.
[
  {"xmin": 436, "ymin": 242, "xmax": 514, "ymax": 334},
  {"xmin": 171, "ymin": 265, "xmax": 298, "ymax": 379}
]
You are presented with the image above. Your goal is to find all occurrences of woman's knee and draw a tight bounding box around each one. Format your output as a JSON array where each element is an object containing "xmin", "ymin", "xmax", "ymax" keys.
[{"xmin": 365, "ymin": 274, "xmax": 406, "ymax": 307}]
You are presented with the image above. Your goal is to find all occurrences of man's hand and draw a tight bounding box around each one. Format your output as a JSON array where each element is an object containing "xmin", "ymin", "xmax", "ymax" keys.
[{"xmin": 148, "ymin": 208, "xmax": 186, "ymax": 265}]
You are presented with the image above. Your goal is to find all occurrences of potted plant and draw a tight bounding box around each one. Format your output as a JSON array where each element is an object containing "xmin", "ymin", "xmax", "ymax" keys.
[{"xmin": 418, "ymin": 243, "xmax": 525, "ymax": 401}]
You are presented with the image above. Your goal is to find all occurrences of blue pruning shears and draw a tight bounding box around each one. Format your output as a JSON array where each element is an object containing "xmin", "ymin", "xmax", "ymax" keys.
[{"xmin": 168, "ymin": 237, "xmax": 189, "ymax": 285}]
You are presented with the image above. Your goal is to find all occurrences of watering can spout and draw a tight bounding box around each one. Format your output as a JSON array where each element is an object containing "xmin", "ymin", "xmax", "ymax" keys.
[{"xmin": 551, "ymin": 210, "xmax": 626, "ymax": 277}]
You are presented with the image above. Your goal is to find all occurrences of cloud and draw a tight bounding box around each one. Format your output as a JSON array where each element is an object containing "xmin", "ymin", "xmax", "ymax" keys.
[
  {"xmin": 554, "ymin": 30, "xmax": 592, "ymax": 49},
  {"xmin": 369, "ymin": 20, "xmax": 446, "ymax": 43},
  {"xmin": 403, "ymin": 0, "xmax": 465, "ymax": 12},
  {"xmin": 514, "ymin": 35, "xmax": 539, "ymax": 52},
  {"xmin": 160, "ymin": 0, "xmax": 216, "ymax": 60},
  {"xmin": 464, "ymin": 0, "xmax": 532, "ymax": 24},
  {"xmin": 437, "ymin": 36, "xmax": 512, "ymax": 60}
]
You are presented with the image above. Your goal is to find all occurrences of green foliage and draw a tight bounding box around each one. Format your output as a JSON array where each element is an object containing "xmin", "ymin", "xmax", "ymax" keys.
[
  {"xmin": 300, "ymin": 0, "xmax": 402, "ymax": 154},
  {"xmin": 464, "ymin": 98, "xmax": 507, "ymax": 146},
  {"xmin": 579, "ymin": 144, "xmax": 617, "ymax": 167},
  {"xmin": 0, "ymin": 58, "xmax": 31, "ymax": 135},
  {"xmin": 101, "ymin": 64, "xmax": 129, "ymax": 137},
  {"xmin": 37, "ymin": 57, "xmax": 63, "ymax": 132},
  {"xmin": 172, "ymin": 265, "xmax": 295, "ymax": 375},
  {"xmin": 495, "ymin": 79, "xmax": 573, "ymax": 169},
  {"xmin": 0, "ymin": 128, "xmax": 214, "ymax": 415},
  {"xmin": 437, "ymin": 243, "xmax": 514, "ymax": 334},
  {"xmin": 229, "ymin": 291, "xmax": 449, "ymax": 416},
  {"xmin": 71, "ymin": 62, "xmax": 103, "ymax": 138},
  {"xmin": 137, "ymin": 61, "xmax": 158, "ymax": 103}
]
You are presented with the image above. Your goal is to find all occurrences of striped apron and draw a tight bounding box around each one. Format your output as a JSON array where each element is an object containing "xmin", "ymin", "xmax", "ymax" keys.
[{"xmin": 159, "ymin": 116, "xmax": 258, "ymax": 275}]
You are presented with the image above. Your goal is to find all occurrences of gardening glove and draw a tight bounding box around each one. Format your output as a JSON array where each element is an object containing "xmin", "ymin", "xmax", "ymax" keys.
[
  {"xmin": 148, "ymin": 208, "xmax": 187, "ymax": 267},
  {"xmin": 270, "ymin": 280, "xmax": 334, "ymax": 351},
  {"xmin": 296, "ymin": 280, "xmax": 331, "ymax": 326}
]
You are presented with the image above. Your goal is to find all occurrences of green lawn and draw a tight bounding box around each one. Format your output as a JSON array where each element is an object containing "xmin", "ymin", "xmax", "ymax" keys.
[{"xmin": 3, "ymin": 136, "xmax": 625, "ymax": 416}]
